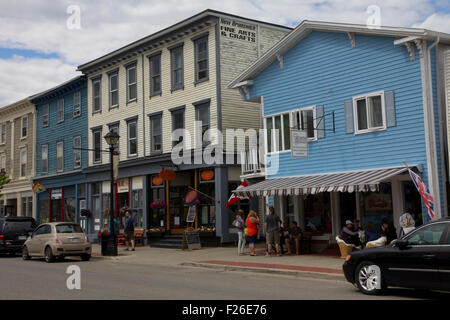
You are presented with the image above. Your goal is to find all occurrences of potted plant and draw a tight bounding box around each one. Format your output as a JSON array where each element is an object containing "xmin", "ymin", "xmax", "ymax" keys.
[
  {"xmin": 199, "ymin": 226, "xmax": 216, "ymax": 237},
  {"xmin": 147, "ymin": 227, "xmax": 164, "ymax": 238}
]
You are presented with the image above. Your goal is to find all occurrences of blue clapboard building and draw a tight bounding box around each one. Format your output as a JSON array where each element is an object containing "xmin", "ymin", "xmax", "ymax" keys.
[
  {"xmin": 31, "ymin": 76, "xmax": 89, "ymax": 229},
  {"xmin": 231, "ymin": 21, "xmax": 449, "ymax": 246}
]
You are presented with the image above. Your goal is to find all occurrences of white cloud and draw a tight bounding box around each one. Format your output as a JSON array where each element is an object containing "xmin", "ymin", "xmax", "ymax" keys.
[
  {"xmin": 0, "ymin": 0, "xmax": 446, "ymax": 106},
  {"xmin": 0, "ymin": 56, "xmax": 78, "ymax": 107},
  {"xmin": 412, "ymin": 13, "xmax": 450, "ymax": 33}
]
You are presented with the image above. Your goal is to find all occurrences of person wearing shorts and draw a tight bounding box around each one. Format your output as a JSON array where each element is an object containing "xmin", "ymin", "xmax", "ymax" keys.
[
  {"xmin": 124, "ymin": 210, "xmax": 135, "ymax": 251},
  {"xmin": 264, "ymin": 206, "xmax": 282, "ymax": 256},
  {"xmin": 245, "ymin": 210, "xmax": 260, "ymax": 256}
]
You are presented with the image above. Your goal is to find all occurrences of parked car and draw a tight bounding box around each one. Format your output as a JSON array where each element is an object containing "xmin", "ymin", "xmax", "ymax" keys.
[
  {"xmin": 0, "ymin": 216, "xmax": 37, "ymax": 255},
  {"xmin": 343, "ymin": 217, "xmax": 450, "ymax": 295},
  {"xmin": 22, "ymin": 222, "xmax": 91, "ymax": 262}
]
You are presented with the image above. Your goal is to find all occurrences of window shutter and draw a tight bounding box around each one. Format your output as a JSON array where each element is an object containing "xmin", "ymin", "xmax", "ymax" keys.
[
  {"xmin": 289, "ymin": 111, "xmax": 297, "ymax": 128},
  {"xmin": 316, "ymin": 106, "xmax": 325, "ymax": 139},
  {"xmin": 385, "ymin": 91, "xmax": 396, "ymax": 127},
  {"xmin": 344, "ymin": 99, "xmax": 354, "ymax": 134}
]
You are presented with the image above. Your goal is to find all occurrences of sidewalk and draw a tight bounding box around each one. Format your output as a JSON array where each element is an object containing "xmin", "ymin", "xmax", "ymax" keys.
[{"xmin": 91, "ymin": 244, "xmax": 345, "ymax": 281}]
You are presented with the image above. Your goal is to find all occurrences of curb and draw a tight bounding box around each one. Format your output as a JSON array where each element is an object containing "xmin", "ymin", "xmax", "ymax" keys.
[{"xmin": 180, "ymin": 262, "xmax": 345, "ymax": 281}]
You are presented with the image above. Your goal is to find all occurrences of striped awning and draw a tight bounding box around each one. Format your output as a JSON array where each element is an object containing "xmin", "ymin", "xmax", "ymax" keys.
[{"xmin": 234, "ymin": 166, "xmax": 415, "ymax": 197}]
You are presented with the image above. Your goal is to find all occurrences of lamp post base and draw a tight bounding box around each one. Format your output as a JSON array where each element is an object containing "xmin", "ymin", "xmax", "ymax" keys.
[{"xmin": 102, "ymin": 235, "xmax": 118, "ymax": 256}]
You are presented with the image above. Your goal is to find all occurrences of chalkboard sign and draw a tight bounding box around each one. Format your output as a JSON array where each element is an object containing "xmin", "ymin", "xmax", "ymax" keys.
[
  {"xmin": 183, "ymin": 230, "xmax": 201, "ymax": 250},
  {"xmin": 186, "ymin": 206, "xmax": 195, "ymax": 223}
]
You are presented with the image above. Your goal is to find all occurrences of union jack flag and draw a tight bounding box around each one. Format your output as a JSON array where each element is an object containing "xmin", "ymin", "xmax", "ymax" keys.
[{"xmin": 408, "ymin": 168, "xmax": 435, "ymax": 220}]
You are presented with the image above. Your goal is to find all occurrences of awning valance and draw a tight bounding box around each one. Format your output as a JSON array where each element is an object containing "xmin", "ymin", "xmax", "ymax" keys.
[{"xmin": 233, "ymin": 166, "xmax": 417, "ymax": 197}]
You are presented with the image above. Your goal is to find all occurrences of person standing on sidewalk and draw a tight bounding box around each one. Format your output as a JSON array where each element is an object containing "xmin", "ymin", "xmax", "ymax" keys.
[
  {"xmin": 245, "ymin": 210, "xmax": 260, "ymax": 256},
  {"xmin": 124, "ymin": 210, "xmax": 135, "ymax": 251},
  {"xmin": 264, "ymin": 206, "xmax": 282, "ymax": 256},
  {"xmin": 234, "ymin": 209, "xmax": 246, "ymax": 255}
]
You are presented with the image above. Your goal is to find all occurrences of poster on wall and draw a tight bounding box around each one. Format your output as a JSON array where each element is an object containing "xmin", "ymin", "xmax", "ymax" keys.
[
  {"xmin": 364, "ymin": 193, "xmax": 392, "ymax": 212},
  {"xmin": 51, "ymin": 188, "xmax": 62, "ymax": 200},
  {"xmin": 117, "ymin": 178, "xmax": 129, "ymax": 193},
  {"xmin": 186, "ymin": 206, "xmax": 195, "ymax": 223}
]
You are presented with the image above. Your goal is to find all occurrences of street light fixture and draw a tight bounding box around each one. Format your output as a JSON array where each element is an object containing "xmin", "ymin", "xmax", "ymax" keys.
[{"xmin": 103, "ymin": 129, "xmax": 120, "ymax": 256}]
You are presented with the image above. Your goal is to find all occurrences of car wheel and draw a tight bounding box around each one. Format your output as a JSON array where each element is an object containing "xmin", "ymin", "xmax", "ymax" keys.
[
  {"xmin": 355, "ymin": 261, "xmax": 385, "ymax": 295},
  {"xmin": 22, "ymin": 246, "xmax": 31, "ymax": 260},
  {"xmin": 44, "ymin": 246, "xmax": 55, "ymax": 263},
  {"xmin": 80, "ymin": 254, "xmax": 91, "ymax": 261}
]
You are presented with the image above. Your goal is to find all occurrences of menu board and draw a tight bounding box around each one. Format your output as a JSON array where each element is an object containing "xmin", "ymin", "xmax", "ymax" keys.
[
  {"xmin": 183, "ymin": 230, "xmax": 201, "ymax": 250},
  {"xmin": 186, "ymin": 206, "xmax": 196, "ymax": 223}
]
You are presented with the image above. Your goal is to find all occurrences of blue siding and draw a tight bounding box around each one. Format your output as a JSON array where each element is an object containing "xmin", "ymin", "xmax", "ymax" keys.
[{"xmin": 35, "ymin": 79, "xmax": 88, "ymax": 177}]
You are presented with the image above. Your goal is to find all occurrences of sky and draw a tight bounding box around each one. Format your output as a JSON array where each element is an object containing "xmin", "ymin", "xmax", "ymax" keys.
[{"xmin": 0, "ymin": 0, "xmax": 449, "ymax": 107}]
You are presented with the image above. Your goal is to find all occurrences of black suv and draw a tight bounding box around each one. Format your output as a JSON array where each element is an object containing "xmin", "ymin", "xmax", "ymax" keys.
[{"xmin": 0, "ymin": 216, "xmax": 37, "ymax": 255}]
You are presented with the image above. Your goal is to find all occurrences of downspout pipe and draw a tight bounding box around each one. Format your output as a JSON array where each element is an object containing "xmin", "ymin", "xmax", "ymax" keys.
[{"xmin": 426, "ymin": 35, "xmax": 440, "ymax": 218}]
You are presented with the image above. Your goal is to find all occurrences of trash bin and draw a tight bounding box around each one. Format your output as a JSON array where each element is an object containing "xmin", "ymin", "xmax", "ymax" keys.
[{"xmin": 100, "ymin": 231, "xmax": 111, "ymax": 256}]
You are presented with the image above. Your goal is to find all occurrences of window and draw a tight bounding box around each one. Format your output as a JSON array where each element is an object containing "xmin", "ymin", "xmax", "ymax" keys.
[
  {"xmin": 127, "ymin": 120, "xmax": 137, "ymax": 156},
  {"xmin": 108, "ymin": 123, "xmax": 120, "ymax": 153},
  {"xmin": 195, "ymin": 102, "xmax": 210, "ymax": 146},
  {"xmin": 73, "ymin": 92, "xmax": 81, "ymax": 117},
  {"xmin": 42, "ymin": 104, "xmax": 49, "ymax": 127},
  {"xmin": 1, "ymin": 123, "xmax": 6, "ymax": 143},
  {"xmin": 20, "ymin": 150, "xmax": 27, "ymax": 177},
  {"xmin": 92, "ymin": 78, "xmax": 101, "ymax": 113},
  {"xmin": 57, "ymin": 99, "xmax": 64, "ymax": 123},
  {"xmin": 172, "ymin": 109, "xmax": 184, "ymax": 146},
  {"xmin": 109, "ymin": 72, "xmax": 119, "ymax": 108},
  {"xmin": 353, "ymin": 91, "xmax": 386, "ymax": 133},
  {"xmin": 57, "ymin": 141, "xmax": 64, "ymax": 172},
  {"xmin": 41, "ymin": 144, "xmax": 48, "ymax": 173},
  {"xmin": 149, "ymin": 54, "xmax": 161, "ymax": 96},
  {"xmin": 21, "ymin": 116, "xmax": 28, "ymax": 138},
  {"xmin": 194, "ymin": 36, "xmax": 208, "ymax": 82},
  {"xmin": 92, "ymin": 129, "xmax": 102, "ymax": 163},
  {"xmin": 406, "ymin": 223, "xmax": 448, "ymax": 245},
  {"xmin": 0, "ymin": 154, "xmax": 6, "ymax": 172},
  {"xmin": 150, "ymin": 115, "xmax": 162, "ymax": 153},
  {"xmin": 126, "ymin": 63, "xmax": 137, "ymax": 102},
  {"xmin": 266, "ymin": 107, "xmax": 317, "ymax": 153},
  {"xmin": 73, "ymin": 136, "xmax": 81, "ymax": 168},
  {"xmin": 21, "ymin": 197, "xmax": 32, "ymax": 217},
  {"xmin": 170, "ymin": 45, "xmax": 184, "ymax": 90}
]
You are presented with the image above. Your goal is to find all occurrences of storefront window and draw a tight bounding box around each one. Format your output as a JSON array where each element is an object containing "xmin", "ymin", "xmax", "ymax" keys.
[
  {"xmin": 131, "ymin": 189, "xmax": 143, "ymax": 228},
  {"xmin": 403, "ymin": 181, "xmax": 423, "ymax": 227},
  {"xmin": 340, "ymin": 192, "xmax": 356, "ymax": 228},
  {"xmin": 51, "ymin": 199, "xmax": 61, "ymax": 222},
  {"xmin": 21, "ymin": 197, "xmax": 32, "ymax": 217},
  {"xmin": 102, "ymin": 193, "xmax": 111, "ymax": 227},
  {"xmin": 304, "ymin": 193, "xmax": 331, "ymax": 233},
  {"xmin": 198, "ymin": 181, "xmax": 216, "ymax": 226},
  {"xmin": 78, "ymin": 184, "xmax": 86, "ymax": 198},
  {"xmin": 359, "ymin": 182, "xmax": 393, "ymax": 230},
  {"xmin": 285, "ymin": 196, "xmax": 295, "ymax": 224},
  {"xmin": 39, "ymin": 200, "xmax": 49, "ymax": 223},
  {"xmin": 91, "ymin": 182, "xmax": 101, "ymax": 229},
  {"xmin": 150, "ymin": 177, "xmax": 165, "ymax": 228},
  {"xmin": 63, "ymin": 198, "xmax": 75, "ymax": 222}
]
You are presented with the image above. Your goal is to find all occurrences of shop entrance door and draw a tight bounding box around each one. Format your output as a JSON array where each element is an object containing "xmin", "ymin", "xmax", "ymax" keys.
[{"xmin": 169, "ymin": 185, "xmax": 189, "ymax": 234}]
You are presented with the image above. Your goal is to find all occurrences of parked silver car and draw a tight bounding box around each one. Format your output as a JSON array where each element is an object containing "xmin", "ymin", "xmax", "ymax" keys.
[{"xmin": 22, "ymin": 222, "xmax": 91, "ymax": 262}]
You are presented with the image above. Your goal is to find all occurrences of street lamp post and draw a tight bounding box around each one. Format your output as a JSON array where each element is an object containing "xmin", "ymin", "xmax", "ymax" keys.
[{"xmin": 103, "ymin": 130, "xmax": 120, "ymax": 256}]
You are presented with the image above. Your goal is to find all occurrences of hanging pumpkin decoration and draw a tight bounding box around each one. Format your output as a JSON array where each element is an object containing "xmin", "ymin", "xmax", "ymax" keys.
[
  {"xmin": 200, "ymin": 169, "xmax": 214, "ymax": 181},
  {"xmin": 159, "ymin": 169, "xmax": 176, "ymax": 181},
  {"xmin": 152, "ymin": 175, "xmax": 163, "ymax": 186}
]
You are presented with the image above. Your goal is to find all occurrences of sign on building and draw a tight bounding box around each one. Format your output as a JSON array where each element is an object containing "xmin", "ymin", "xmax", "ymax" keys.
[
  {"xmin": 220, "ymin": 18, "xmax": 257, "ymax": 43},
  {"xmin": 117, "ymin": 178, "xmax": 129, "ymax": 193},
  {"xmin": 291, "ymin": 129, "xmax": 308, "ymax": 158}
]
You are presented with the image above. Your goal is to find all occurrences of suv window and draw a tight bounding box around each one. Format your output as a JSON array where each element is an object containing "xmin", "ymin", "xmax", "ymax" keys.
[
  {"xmin": 0, "ymin": 219, "xmax": 4, "ymax": 233},
  {"xmin": 3, "ymin": 219, "xmax": 36, "ymax": 233},
  {"xmin": 406, "ymin": 222, "xmax": 448, "ymax": 245},
  {"xmin": 56, "ymin": 224, "xmax": 83, "ymax": 234}
]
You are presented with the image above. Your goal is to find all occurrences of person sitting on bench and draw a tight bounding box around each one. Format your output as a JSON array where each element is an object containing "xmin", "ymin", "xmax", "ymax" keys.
[{"xmin": 285, "ymin": 221, "xmax": 303, "ymax": 255}]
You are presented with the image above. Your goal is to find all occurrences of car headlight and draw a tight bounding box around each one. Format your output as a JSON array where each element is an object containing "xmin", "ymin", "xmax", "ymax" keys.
[{"xmin": 345, "ymin": 255, "xmax": 352, "ymax": 262}]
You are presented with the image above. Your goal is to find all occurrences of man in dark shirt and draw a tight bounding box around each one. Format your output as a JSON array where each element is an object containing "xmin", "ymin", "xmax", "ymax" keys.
[
  {"xmin": 264, "ymin": 206, "xmax": 282, "ymax": 256},
  {"xmin": 124, "ymin": 210, "xmax": 135, "ymax": 251},
  {"xmin": 285, "ymin": 221, "xmax": 303, "ymax": 255}
]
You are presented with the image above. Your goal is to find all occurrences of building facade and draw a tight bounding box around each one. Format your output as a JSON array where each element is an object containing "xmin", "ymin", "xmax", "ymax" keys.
[
  {"xmin": 0, "ymin": 99, "xmax": 36, "ymax": 218},
  {"xmin": 230, "ymin": 22, "xmax": 450, "ymax": 250},
  {"xmin": 76, "ymin": 10, "xmax": 291, "ymax": 241},
  {"xmin": 31, "ymin": 76, "xmax": 88, "ymax": 228}
]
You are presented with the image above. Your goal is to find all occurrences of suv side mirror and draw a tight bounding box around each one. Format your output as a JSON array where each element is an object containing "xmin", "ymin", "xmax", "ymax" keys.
[{"xmin": 396, "ymin": 239, "xmax": 409, "ymax": 249}]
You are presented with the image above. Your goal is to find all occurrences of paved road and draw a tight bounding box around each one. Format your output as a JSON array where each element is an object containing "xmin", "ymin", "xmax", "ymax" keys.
[{"xmin": 0, "ymin": 254, "xmax": 448, "ymax": 300}]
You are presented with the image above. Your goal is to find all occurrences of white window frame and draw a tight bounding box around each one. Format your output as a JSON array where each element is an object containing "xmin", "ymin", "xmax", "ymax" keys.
[
  {"xmin": 57, "ymin": 99, "xmax": 64, "ymax": 123},
  {"xmin": 352, "ymin": 90, "xmax": 386, "ymax": 135},
  {"xmin": 20, "ymin": 149, "xmax": 27, "ymax": 177},
  {"xmin": 0, "ymin": 154, "xmax": 6, "ymax": 172},
  {"xmin": 42, "ymin": 104, "xmax": 49, "ymax": 127},
  {"xmin": 109, "ymin": 72, "xmax": 119, "ymax": 109},
  {"xmin": 0, "ymin": 123, "xmax": 6, "ymax": 144},
  {"xmin": 126, "ymin": 64, "xmax": 137, "ymax": 103},
  {"xmin": 57, "ymin": 141, "xmax": 64, "ymax": 172},
  {"xmin": 127, "ymin": 120, "xmax": 138, "ymax": 157},
  {"xmin": 41, "ymin": 144, "xmax": 48, "ymax": 174},
  {"xmin": 264, "ymin": 106, "xmax": 317, "ymax": 154},
  {"xmin": 73, "ymin": 91, "xmax": 81, "ymax": 117},
  {"xmin": 92, "ymin": 78, "xmax": 102, "ymax": 113},
  {"xmin": 21, "ymin": 116, "xmax": 28, "ymax": 139},
  {"xmin": 92, "ymin": 129, "xmax": 102, "ymax": 163},
  {"xmin": 73, "ymin": 136, "xmax": 81, "ymax": 169}
]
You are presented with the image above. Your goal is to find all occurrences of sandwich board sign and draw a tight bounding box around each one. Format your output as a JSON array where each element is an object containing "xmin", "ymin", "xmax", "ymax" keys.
[{"xmin": 291, "ymin": 129, "xmax": 308, "ymax": 158}]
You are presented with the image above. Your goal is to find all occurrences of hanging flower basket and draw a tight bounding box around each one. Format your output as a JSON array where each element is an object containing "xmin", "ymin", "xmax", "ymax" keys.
[
  {"xmin": 150, "ymin": 200, "xmax": 166, "ymax": 210},
  {"xmin": 80, "ymin": 209, "xmax": 91, "ymax": 218}
]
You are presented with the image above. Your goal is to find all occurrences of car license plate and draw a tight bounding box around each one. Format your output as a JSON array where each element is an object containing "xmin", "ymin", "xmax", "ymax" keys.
[
  {"xmin": 70, "ymin": 238, "xmax": 80, "ymax": 243},
  {"xmin": 18, "ymin": 236, "xmax": 27, "ymax": 240}
]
